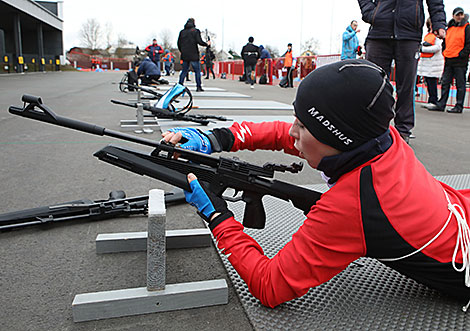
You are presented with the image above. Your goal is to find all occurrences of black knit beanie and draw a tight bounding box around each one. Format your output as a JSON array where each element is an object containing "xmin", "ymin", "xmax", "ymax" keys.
[{"xmin": 293, "ymin": 59, "xmax": 395, "ymax": 152}]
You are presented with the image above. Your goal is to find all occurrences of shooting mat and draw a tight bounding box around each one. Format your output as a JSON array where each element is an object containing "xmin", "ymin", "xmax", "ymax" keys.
[{"xmin": 219, "ymin": 174, "xmax": 470, "ymax": 330}]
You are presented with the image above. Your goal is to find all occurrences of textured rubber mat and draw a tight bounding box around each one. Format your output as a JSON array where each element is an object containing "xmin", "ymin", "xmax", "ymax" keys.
[{"xmin": 219, "ymin": 176, "xmax": 470, "ymax": 330}]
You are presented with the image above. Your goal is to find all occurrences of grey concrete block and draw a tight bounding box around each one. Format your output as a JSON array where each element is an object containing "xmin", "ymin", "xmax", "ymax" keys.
[
  {"xmin": 95, "ymin": 228, "xmax": 212, "ymax": 254},
  {"xmin": 147, "ymin": 189, "xmax": 166, "ymax": 291},
  {"xmin": 72, "ymin": 279, "xmax": 228, "ymax": 322}
]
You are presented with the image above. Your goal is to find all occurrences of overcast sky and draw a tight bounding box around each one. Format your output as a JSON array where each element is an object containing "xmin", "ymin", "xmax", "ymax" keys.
[{"xmin": 62, "ymin": 0, "xmax": 463, "ymax": 56}]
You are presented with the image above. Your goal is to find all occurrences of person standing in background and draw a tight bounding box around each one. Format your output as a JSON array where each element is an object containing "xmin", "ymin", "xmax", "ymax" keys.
[
  {"xmin": 145, "ymin": 39, "xmax": 164, "ymax": 67},
  {"xmin": 241, "ymin": 37, "xmax": 260, "ymax": 89},
  {"xmin": 427, "ymin": 7, "xmax": 470, "ymax": 114},
  {"xmin": 283, "ymin": 43, "xmax": 294, "ymax": 88},
  {"xmin": 205, "ymin": 45, "xmax": 216, "ymax": 79},
  {"xmin": 358, "ymin": 0, "xmax": 446, "ymax": 144},
  {"xmin": 177, "ymin": 18, "xmax": 210, "ymax": 92},
  {"xmin": 162, "ymin": 50, "xmax": 174, "ymax": 76},
  {"xmin": 418, "ymin": 18, "xmax": 445, "ymax": 107},
  {"xmin": 341, "ymin": 20, "xmax": 360, "ymax": 60}
]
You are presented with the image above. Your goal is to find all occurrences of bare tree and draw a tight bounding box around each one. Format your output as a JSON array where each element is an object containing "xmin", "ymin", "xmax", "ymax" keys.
[
  {"xmin": 104, "ymin": 22, "xmax": 113, "ymax": 49},
  {"xmin": 264, "ymin": 45, "xmax": 279, "ymax": 58},
  {"xmin": 117, "ymin": 33, "xmax": 129, "ymax": 49},
  {"xmin": 202, "ymin": 29, "xmax": 216, "ymax": 49},
  {"xmin": 80, "ymin": 18, "xmax": 103, "ymax": 50},
  {"xmin": 159, "ymin": 29, "xmax": 173, "ymax": 50},
  {"xmin": 301, "ymin": 37, "xmax": 321, "ymax": 55}
]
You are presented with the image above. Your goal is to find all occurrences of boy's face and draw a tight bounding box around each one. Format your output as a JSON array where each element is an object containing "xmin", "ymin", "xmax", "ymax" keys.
[{"xmin": 289, "ymin": 117, "xmax": 341, "ymax": 169}]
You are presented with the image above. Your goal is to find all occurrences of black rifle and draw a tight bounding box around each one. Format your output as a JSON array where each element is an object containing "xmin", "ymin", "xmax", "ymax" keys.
[
  {"xmin": 0, "ymin": 189, "xmax": 185, "ymax": 231},
  {"xmin": 111, "ymin": 99, "xmax": 222, "ymax": 126},
  {"xmin": 9, "ymin": 95, "xmax": 323, "ymax": 229}
]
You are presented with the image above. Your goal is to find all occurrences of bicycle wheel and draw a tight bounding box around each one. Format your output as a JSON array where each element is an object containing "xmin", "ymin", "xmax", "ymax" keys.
[{"xmin": 119, "ymin": 73, "xmax": 129, "ymax": 92}]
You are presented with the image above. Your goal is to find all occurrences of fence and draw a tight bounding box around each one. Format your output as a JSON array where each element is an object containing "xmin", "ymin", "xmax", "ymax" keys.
[
  {"xmin": 214, "ymin": 54, "xmax": 341, "ymax": 85},
  {"xmin": 414, "ymin": 82, "xmax": 470, "ymax": 109},
  {"xmin": 66, "ymin": 50, "xmax": 132, "ymax": 71}
]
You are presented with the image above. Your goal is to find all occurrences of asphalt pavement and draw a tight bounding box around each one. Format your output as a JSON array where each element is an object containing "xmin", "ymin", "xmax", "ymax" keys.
[{"xmin": 0, "ymin": 70, "xmax": 469, "ymax": 331}]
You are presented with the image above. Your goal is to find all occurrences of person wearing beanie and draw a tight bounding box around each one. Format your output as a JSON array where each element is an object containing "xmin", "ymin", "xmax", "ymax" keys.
[{"xmin": 162, "ymin": 59, "xmax": 470, "ymax": 310}]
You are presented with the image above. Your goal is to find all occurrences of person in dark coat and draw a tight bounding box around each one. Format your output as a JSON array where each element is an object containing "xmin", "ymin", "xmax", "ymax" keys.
[
  {"xmin": 358, "ymin": 0, "xmax": 446, "ymax": 144},
  {"xmin": 137, "ymin": 57, "xmax": 161, "ymax": 85},
  {"xmin": 205, "ymin": 46, "xmax": 216, "ymax": 79},
  {"xmin": 177, "ymin": 18, "xmax": 210, "ymax": 91},
  {"xmin": 241, "ymin": 36, "xmax": 260, "ymax": 88}
]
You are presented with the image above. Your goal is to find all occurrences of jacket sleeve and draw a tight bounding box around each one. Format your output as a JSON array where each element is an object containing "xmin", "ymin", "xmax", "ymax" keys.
[
  {"xmin": 212, "ymin": 183, "xmax": 365, "ymax": 308},
  {"xmin": 343, "ymin": 30, "xmax": 356, "ymax": 41},
  {"xmin": 195, "ymin": 29, "xmax": 208, "ymax": 47},
  {"xmin": 357, "ymin": 0, "xmax": 376, "ymax": 24},
  {"xmin": 426, "ymin": 0, "xmax": 447, "ymax": 32},
  {"xmin": 137, "ymin": 64, "xmax": 143, "ymax": 76},
  {"xmin": 145, "ymin": 45, "xmax": 151, "ymax": 52},
  {"xmin": 458, "ymin": 25, "xmax": 470, "ymax": 59},
  {"xmin": 158, "ymin": 46, "xmax": 164, "ymax": 54},
  {"xmin": 228, "ymin": 121, "xmax": 299, "ymax": 156},
  {"xmin": 177, "ymin": 32, "xmax": 182, "ymax": 52},
  {"xmin": 421, "ymin": 39, "xmax": 442, "ymax": 54}
]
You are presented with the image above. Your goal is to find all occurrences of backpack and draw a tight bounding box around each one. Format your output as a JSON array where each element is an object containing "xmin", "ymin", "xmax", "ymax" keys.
[
  {"xmin": 279, "ymin": 76, "xmax": 288, "ymax": 88},
  {"xmin": 127, "ymin": 71, "xmax": 138, "ymax": 91},
  {"xmin": 259, "ymin": 74, "xmax": 267, "ymax": 85},
  {"xmin": 155, "ymin": 83, "xmax": 193, "ymax": 112}
]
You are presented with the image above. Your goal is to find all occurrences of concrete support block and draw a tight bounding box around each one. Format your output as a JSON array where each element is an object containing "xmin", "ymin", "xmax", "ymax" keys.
[
  {"xmin": 72, "ymin": 279, "xmax": 228, "ymax": 322},
  {"xmin": 147, "ymin": 189, "xmax": 166, "ymax": 291},
  {"xmin": 95, "ymin": 228, "xmax": 211, "ymax": 254}
]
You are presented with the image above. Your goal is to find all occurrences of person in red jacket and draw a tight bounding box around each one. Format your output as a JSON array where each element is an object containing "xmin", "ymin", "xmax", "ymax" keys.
[
  {"xmin": 162, "ymin": 59, "xmax": 470, "ymax": 311},
  {"xmin": 145, "ymin": 39, "xmax": 164, "ymax": 67}
]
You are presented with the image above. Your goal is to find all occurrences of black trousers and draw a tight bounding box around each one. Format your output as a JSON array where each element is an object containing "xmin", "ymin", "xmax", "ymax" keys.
[
  {"xmin": 366, "ymin": 39, "xmax": 420, "ymax": 136},
  {"xmin": 424, "ymin": 77, "xmax": 438, "ymax": 105},
  {"xmin": 205, "ymin": 63, "xmax": 215, "ymax": 78},
  {"xmin": 285, "ymin": 67, "xmax": 294, "ymax": 87},
  {"xmin": 437, "ymin": 63, "xmax": 468, "ymax": 110}
]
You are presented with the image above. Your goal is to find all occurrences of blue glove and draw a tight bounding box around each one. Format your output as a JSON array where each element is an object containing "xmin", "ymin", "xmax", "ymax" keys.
[
  {"xmin": 185, "ymin": 178, "xmax": 233, "ymax": 230},
  {"xmin": 168, "ymin": 128, "xmax": 212, "ymax": 154}
]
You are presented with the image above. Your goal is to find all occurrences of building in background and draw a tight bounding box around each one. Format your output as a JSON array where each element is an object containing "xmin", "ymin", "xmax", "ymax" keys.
[{"xmin": 0, "ymin": 0, "xmax": 63, "ymax": 73}]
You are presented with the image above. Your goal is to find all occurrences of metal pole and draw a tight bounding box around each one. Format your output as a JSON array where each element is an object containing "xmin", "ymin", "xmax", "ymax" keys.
[
  {"xmin": 37, "ymin": 23, "xmax": 45, "ymax": 72},
  {"xmin": 13, "ymin": 13, "xmax": 23, "ymax": 73}
]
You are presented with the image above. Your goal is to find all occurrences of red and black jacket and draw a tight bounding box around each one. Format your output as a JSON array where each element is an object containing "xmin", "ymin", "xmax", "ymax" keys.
[{"xmin": 211, "ymin": 121, "xmax": 470, "ymax": 307}]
